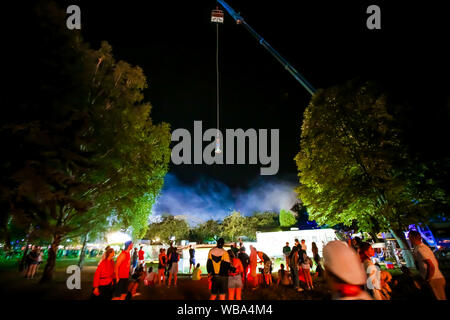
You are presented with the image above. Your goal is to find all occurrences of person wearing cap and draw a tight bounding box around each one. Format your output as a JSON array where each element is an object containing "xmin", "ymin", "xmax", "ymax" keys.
[
  {"xmin": 322, "ymin": 241, "xmax": 372, "ymax": 300},
  {"xmin": 207, "ymin": 238, "xmax": 231, "ymax": 300},
  {"xmin": 409, "ymin": 230, "xmax": 446, "ymax": 300},
  {"xmin": 112, "ymin": 241, "xmax": 133, "ymax": 300}
]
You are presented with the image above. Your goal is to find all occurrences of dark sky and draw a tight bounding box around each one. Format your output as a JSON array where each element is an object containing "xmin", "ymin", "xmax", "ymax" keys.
[{"xmin": 74, "ymin": 0, "xmax": 448, "ymax": 189}]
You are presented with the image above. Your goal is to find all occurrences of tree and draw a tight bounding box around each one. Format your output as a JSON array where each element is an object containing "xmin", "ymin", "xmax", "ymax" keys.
[
  {"xmin": 3, "ymin": 2, "xmax": 171, "ymax": 282},
  {"xmin": 221, "ymin": 211, "xmax": 247, "ymax": 242},
  {"xmin": 279, "ymin": 209, "xmax": 297, "ymax": 228},
  {"xmin": 295, "ymin": 80, "xmax": 448, "ymax": 267},
  {"xmin": 189, "ymin": 219, "xmax": 222, "ymax": 243},
  {"xmin": 247, "ymin": 211, "xmax": 280, "ymax": 236},
  {"xmin": 146, "ymin": 215, "xmax": 190, "ymax": 244}
]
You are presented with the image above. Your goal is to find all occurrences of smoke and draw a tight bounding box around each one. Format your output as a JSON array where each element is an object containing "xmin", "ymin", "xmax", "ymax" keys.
[{"xmin": 152, "ymin": 173, "xmax": 298, "ymax": 226}]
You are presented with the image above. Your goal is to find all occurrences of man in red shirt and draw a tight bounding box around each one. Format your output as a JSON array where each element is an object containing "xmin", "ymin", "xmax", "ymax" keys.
[
  {"xmin": 138, "ymin": 246, "xmax": 145, "ymax": 267},
  {"xmin": 112, "ymin": 241, "xmax": 133, "ymax": 300}
]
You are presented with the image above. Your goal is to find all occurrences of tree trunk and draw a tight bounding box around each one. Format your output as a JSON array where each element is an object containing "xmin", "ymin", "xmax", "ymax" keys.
[
  {"xmin": 18, "ymin": 243, "xmax": 30, "ymax": 272},
  {"xmin": 39, "ymin": 233, "xmax": 62, "ymax": 283},
  {"xmin": 390, "ymin": 228, "xmax": 415, "ymax": 268},
  {"xmin": 77, "ymin": 232, "xmax": 88, "ymax": 270},
  {"xmin": 369, "ymin": 231, "xmax": 380, "ymax": 242}
]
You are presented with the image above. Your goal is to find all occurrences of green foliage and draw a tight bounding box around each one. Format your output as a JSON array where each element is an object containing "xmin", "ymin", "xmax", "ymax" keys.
[
  {"xmin": 146, "ymin": 215, "xmax": 190, "ymax": 243},
  {"xmin": 221, "ymin": 211, "xmax": 247, "ymax": 242},
  {"xmin": 189, "ymin": 219, "xmax": 222, "ymax": 243},
  {"xmin": 279, "ymin": 209, "xmax": 297, "ymax": 227},
  {"xmin": 295, "ymin": 80, "xmax": 448, "ymax": 233},
  {"xmin": 2, "ymin": 2, "xmax": 171, "ymax": 280}
]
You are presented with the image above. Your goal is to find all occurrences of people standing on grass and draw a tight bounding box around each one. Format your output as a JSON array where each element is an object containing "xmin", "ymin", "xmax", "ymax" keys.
[
  {"xmin": 167, "ymin": 246, "xmax": 180, "ymax": 287},
  {"xmin": 323, "ymin": 240, "xmax": 372, "ymax": 300},
  {"xmin": 289, "ymin": 246, "xmax": 302, "ymax": 292},
  {"xmin": 138, "ymin": 246, "xmax": 145, "ymax": 267},
  {"xmin": 282, "ymin": 242, "xmax": 291, "ymax": 271},
  {"xmin": 257, "ymin": 250, "xmax": 272, "ymax": 286},
  {"xmin": 166, "ymin": 241, "xmax": 175, "ymax": 277},
  {"xmin": 359, "ymin": 242, "xmax": 382, "ymax": 300},
  {"xmin": 301, "ymin": 239, "xmax": 307, "ymax": 252},
  {"xmin": 249, "ymin": 245, "xmax": 258, "ymax": 287},
  {"xmin": 112, "ymin": 241, "xmax": 133, "ymax": 300},
  {"xmin": 409, "ymin": 230, "xmax": 447, "ymax": 300},
  {"xmin": 92, "ymin": 247, "xmax": 115, "ymax": 300},
  {"xmin": 300, "ymin": 249, "xmax": 314, "ymax": 290},
  {"xmin": 192, "ymin": 263, "xmax": 202, "ymax": 280},
  {"xmin": 207, "ymin": 238, "xmax": 231, "ymax": 300},
  {"xmin": 227, "ymin": 250, "xmax": 244, "ymax": 300},
  {"xmin": 311, "ymin": 242, "xmax": 323, "ymax": 277},
  {"xmin": 189, "ymin": 245, "xmax": 196, "ymax": 273},
  {"xmin": 36, "ymin": 248, "xmax": 44, "ymax": 273},
  {"xmin": 277, "ymin": 263, "xmax": 292, "ymax": 287},
  {"xmin": 158, "ymin": 248, "xmax": 167, "ymax": 285},
  {"xmin": 25, "ymin": 246, "xmax": 39, "ymax": 279},
  {"xmin": 131, "ymin": 247, "xmax": 138, "ymax": 273},
  {"xmin": 238, "ymin": 247, "xmax": 250, "ymax": 287}
]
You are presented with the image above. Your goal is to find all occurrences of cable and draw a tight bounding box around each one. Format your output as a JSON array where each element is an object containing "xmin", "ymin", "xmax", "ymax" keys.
[{"xmin": 216, "ymin": 22, "xmax": 220, "ymax": 135}]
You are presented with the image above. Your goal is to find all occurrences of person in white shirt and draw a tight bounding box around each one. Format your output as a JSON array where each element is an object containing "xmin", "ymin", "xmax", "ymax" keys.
[
  {"xmin": 409, "ymin": 230, "xmax": 446, "ymax": 300},
  {"xmin": 145, "ymin": 267, "xmax": 158, "ymax": 286}
]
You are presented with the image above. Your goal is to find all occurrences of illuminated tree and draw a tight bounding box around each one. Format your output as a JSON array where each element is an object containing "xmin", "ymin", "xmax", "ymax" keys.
[
  {"xmin": 295, "ymin": 80, "xmax": 448, "ymax": 267},
  {"xmin": 279, "ymin": 209, "xmax": 297, "ymax": 227}
]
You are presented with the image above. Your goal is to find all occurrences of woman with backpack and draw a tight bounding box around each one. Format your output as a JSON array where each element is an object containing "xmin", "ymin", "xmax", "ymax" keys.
[{"xmin": 167, "ymin": 247, "xmax": 180, "ymax": 287}]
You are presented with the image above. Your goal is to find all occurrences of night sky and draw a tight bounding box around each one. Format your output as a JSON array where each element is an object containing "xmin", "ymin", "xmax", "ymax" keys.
[{"xmin": 19, "ymin": 1, "xmax": 450, "ymax": 220}]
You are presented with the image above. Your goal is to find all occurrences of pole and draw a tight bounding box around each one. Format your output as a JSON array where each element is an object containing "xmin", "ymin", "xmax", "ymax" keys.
[{"xmin": 216, "ymin": 0, "xmax": 316, "ymax": 95}]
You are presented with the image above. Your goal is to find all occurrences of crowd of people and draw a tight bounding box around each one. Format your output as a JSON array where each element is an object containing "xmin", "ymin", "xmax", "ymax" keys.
[{"xmin": 89, "ymin": 232, "xmax": 447, "ymax": 300}]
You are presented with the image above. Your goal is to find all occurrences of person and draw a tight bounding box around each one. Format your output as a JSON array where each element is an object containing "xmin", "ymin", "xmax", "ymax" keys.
[
  {"xmin": 323, "ymin": 240, "xmax": 372, "ymax": 300},
  {"xmin": 277, "ymin": 263, "xmax": 292, "ymax": 287},
  {"xmin": 301, "ymin": 250, "xmax": 314, "ymax": 290},
  {"xmin": 238, "ymin": 238, "xmax": 244, "ymax": 250},
  {"xmin": 192, "ymin": 263, "xmax": 202, "ymax": 280},
  {"xmin": 166, "ymin": 241, "xmax": 175, "ymax": 277},
  {"xmin": 128, "ymin": 264, "xmax": 146, "ymax": 298},
  {"xmin": 237, "ymin": 247, "xmax": 250, "ymax": 287},
  {"xmin": 379, "ymin": 270, "xmax": 393, "ymax": 300},
  {"xmin": 207, "ymin": 238, "xmax": 231, "ymax": 300},
  {"xmin": 351, "ymin": 237, "xmax": 362, "ymax": 253},
  {"xmin": 311, "ymin": 242, "xmax": 323, "ymax": 277},
  {"xmin": 131, "ymin": 248, "xmax": 138, "ymax": 273},
  {"xmin": 100, "ymin": 245, "xmax": 111, "ymax": 263},
  {"xmin": 158, "ymin": 248, "xmax": 167, "ymax": 285},
  {"xmin": 189, "ymin": 245, "xmax": 196, "ymax": 273},
  {"xmin": 25, "ymin": 246, "xmax": 39, "ymax": 279},
  {"xmin": 409, "ymin": 230, "xmax": 447, "ymax": 300},
  {"xmin": 36, "ymin": 248, "xmax": 44, "ymax": 273},
  {"xmin": 257, "ymin": 250, "xmax": 272, "ymax": 286},
  {"xmin": 92, "ymin": 247, "xmax": 115, "ymax": 300},
  {"xmin": 301, "ymin": 239, "xmax": 307, "ymax": 252},
  {"xmin": 231, "ymin": 242, "xmax": 239, "ymax": 256},
  {"xmin": 167, "ymin": 246, "xmax": 180, "ymax": 287},
  {"xmin": 249, "ymin": 245, "xmax": 258, "ymax": 288},
  {"xmin": 138, "ymin": 246, "xmax": 145, "ymax": 266},
  {"xmin": 282, "ymin": 242, "xmax": 291, "ymax": 271},
  {"xmin": 227, "ymin": 250, "xmax": 244, "ymax": 300},
  {"xmin": 288, "ymin": 246, "xmax": 303, "ymax": 292},
  {"xmin": 294, "ymin": 239, "xmax": 301, "ymax": 251},
  {"xmin": 359, "ymin": 242, "xmax": 382, "ymax": 300},
  {"xmin": 112, "ymin": 241, "xmax": 133, "ymax": 300},
  {"xmin": 145, "ymin": 266, "xmax": 157, "ymax": 287}
]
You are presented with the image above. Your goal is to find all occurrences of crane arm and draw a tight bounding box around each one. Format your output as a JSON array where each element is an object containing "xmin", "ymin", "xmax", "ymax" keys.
[{"xmin": 216, "ymin": 0, "xmax": 316, "ymax": 95}]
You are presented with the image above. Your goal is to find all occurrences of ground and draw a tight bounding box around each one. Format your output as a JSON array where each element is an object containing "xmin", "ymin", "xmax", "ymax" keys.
[{"xmin": 0, "ymin": 257, "xmax": 448, "ymax": 300}]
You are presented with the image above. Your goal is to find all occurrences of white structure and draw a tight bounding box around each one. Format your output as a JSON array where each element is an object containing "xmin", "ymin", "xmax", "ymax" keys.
[{"xmin": 255, "ymin": 229, "xmax": 338, "ymax": 258}]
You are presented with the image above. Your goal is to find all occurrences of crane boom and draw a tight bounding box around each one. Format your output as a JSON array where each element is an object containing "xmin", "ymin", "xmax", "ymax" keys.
[{"xmin": 216, "ymin": 0, "xmax": 316, "ymax": 95}]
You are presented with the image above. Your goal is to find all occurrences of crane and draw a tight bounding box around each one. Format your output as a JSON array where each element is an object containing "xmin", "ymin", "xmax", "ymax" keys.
[{"xmin": 216, "ymin": 0, "xmax": 317, "ymax": 96}]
